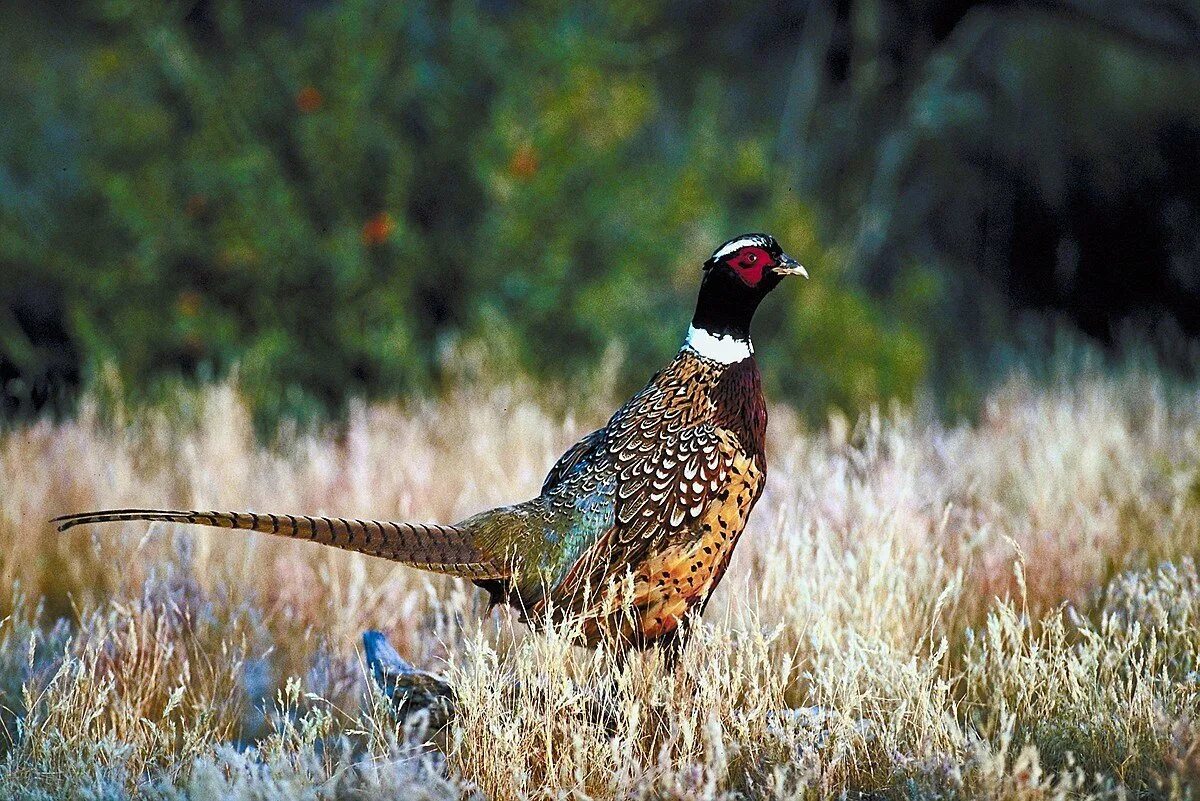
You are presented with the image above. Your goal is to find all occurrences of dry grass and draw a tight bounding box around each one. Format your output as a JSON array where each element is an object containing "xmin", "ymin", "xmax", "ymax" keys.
[{"xmin": 2, "ymin": 370, "xmax": 1200, "ymax": 799}]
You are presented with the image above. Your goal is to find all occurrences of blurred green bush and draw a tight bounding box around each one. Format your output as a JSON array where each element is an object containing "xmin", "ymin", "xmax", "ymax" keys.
[{"xmin": 0, "ymin": 1, "xmax": 926, "ymax": 428}]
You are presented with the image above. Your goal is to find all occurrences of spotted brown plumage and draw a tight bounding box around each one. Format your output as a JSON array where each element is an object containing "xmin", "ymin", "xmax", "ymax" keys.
[{"xmin": 53, "ymin": 233, "xmax": 806, "ymax": 659}]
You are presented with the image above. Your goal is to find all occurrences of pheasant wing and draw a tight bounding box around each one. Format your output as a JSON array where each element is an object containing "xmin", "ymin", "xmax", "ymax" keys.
[
  {"xmin": 541, "ymin": 428, "xmax": 605, "ymax": 493},
  {"xmin": 549, "ymin": 373, "xmax": 735, "ymax": 602}
]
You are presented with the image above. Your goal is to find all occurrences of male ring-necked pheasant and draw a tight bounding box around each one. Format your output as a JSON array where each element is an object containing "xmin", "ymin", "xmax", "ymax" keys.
[{"xmin": 54, "ymin": 234, "xmax": 805, "ymax": 658}]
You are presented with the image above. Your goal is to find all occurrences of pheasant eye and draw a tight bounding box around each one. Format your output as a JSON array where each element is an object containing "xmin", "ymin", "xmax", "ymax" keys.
[{"xmin": 745, "ymin": 252, "xmax": 756, "ymax": 263}]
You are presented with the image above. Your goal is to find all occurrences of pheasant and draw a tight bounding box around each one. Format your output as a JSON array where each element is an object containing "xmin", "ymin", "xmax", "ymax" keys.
[{"xmin": 54, "ymin": 234, "xmax": 806, "ymax": 657}]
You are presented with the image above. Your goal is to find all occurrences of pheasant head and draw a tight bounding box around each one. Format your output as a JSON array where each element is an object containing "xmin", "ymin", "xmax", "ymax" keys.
[{"xmin": 687, "ymin": 233, "xmax": 805, "ymax": 363}]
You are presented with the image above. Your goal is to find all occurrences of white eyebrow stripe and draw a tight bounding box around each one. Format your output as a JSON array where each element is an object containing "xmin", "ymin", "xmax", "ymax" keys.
[{"xmin": 711, "ymin": 236, "xmax": 768, "ymax": 261}]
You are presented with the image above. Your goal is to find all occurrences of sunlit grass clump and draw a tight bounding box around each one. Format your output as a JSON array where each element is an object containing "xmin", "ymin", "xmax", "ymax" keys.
[{"xmin": 2, "ymin": 372, "xmax": 1200, "ymax": 799}]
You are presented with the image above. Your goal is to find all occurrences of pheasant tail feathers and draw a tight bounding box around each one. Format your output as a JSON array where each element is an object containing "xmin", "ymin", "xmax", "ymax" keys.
[{"xmin": 51, "ymin": 508, "xmax": 508, "ymax": 580}]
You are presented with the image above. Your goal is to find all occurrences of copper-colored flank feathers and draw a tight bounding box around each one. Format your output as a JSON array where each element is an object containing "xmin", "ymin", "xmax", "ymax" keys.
[{"xmin": 54, "ymin": 233, "xmax": 805, "ymax": 658}]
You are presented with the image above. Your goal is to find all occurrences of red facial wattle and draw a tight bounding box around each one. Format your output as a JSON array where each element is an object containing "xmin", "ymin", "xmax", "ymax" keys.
[{"xmin": 725, "ymin": 246, "xmax": 775, "ymax": 287}]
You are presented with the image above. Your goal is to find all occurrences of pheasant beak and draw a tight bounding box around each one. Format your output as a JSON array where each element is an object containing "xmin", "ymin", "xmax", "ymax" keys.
[{"xmin": 772, "ymin": 253, "xmax": 808, "ymax": 279}]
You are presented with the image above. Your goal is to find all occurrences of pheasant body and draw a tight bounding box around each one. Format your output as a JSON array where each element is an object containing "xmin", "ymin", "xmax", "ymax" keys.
[
  {"xmin": 53, "ymin": 233, "xmax": 805, "ymax": 655},
  {"xmin": 468, "ymin": 347, "xmax": 768, "ymax": 648}
]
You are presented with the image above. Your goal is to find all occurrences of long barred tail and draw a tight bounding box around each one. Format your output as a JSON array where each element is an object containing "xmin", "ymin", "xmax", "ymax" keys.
[{"xmin": 51, "ymin": 508, "xmax": 508, "ymax": 580}]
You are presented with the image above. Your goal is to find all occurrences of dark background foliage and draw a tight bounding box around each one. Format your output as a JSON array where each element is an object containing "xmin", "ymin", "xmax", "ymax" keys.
[{"xmin": 2, "ymin": 0, "xmax": 1198, "ymax": 427}]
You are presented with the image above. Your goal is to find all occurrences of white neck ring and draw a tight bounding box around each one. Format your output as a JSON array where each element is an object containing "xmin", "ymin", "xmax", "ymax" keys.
[{"xmin": 684, "ymin": 324, "xmax": 753, "ymax": 364}]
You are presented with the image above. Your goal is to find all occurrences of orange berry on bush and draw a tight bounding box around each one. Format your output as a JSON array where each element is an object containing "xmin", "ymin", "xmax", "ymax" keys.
[
  {"xmin": 296, "ymin": 86, "xmax": 324, "ymax": 113},
  {"xmin": 362, "ymin": 212, "xmax": 395, "ymax": 246},
  {"xmin": 508, "ymin": 144, "xmax": 538, "ymax": 179}
]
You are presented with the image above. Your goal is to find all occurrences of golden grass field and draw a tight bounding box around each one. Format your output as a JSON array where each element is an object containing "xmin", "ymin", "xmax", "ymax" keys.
[{"xmin": 2, "ymin": 370, "xmax": 1200, "ymax": 799}]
